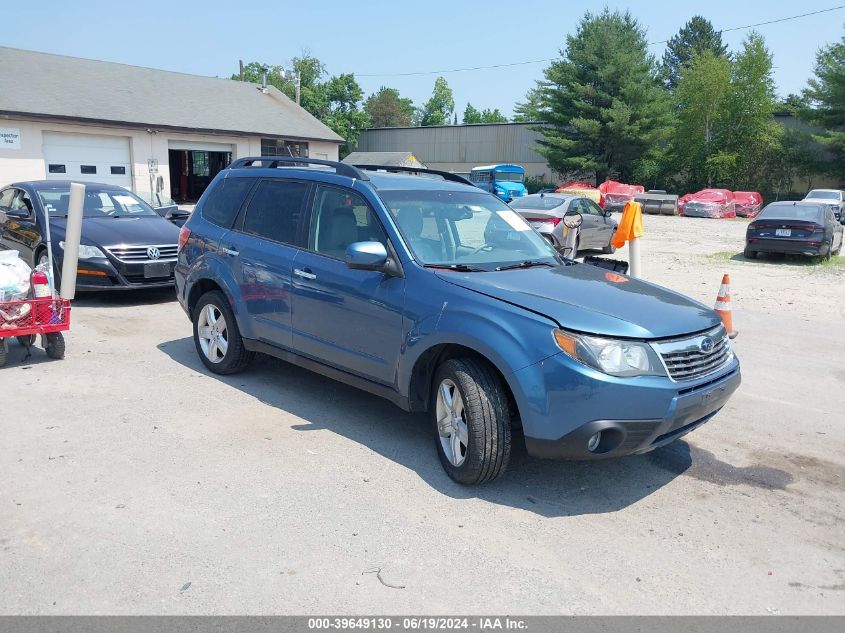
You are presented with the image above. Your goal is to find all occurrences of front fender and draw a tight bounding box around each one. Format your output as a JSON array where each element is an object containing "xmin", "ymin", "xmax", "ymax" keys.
[{"xmin": 398, "ymin": 280, "xmax": 559, "ymax": 416}]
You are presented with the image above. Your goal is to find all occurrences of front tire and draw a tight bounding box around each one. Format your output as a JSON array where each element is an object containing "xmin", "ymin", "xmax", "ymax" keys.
[
  {"xmin": 193, "ymin": 290, "xmax": 254, "ymax": 374},
  {"xmin": 602, "ymin": 238, "xmax": 616, "ymax": 254},
  {"xmin": 431, "ymin": 358, "xmax": 511, "ymax": 485},
  {"xmin": 44, "ymin": 332, "xmax": 65, "ymax": 359}
]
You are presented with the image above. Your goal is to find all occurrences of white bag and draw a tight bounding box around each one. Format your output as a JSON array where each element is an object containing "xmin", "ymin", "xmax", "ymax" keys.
[{"xmin": 0, "ymin": 250, "xmax": 32, "ymax": 302}]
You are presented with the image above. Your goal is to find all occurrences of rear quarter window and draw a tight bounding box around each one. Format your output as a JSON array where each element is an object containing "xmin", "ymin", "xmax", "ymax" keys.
[{"xmin": 201, "ymin": 177, "xmax": 254, "ymax": 228}]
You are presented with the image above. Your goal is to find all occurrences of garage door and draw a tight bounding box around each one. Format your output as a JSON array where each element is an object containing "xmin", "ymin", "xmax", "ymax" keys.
[{"xmin": 43, "ymin": 132, "xmax": 132, "ymax": 189}]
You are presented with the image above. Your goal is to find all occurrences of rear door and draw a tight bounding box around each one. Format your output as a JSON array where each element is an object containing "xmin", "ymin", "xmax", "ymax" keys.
[
  {"xmin": 226, "ymin": 178, "xmax": 312, "ymax": 350},
  {"xmin": 290, "ymin": 184, "xmax": 405, "ymax": 385}
]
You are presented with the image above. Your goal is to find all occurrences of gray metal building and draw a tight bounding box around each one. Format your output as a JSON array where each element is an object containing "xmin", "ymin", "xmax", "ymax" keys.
[{"xmin": 354, "ymin": 122, "xmax": 552, "ymax": 179}]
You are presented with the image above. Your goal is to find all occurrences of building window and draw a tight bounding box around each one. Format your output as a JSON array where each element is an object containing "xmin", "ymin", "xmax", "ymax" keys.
[
  {"xmin": 81, "ymin": 165, "xmax": 97, "ymax": 174},
  {"xmin": 111, "ymin": 166, "xmax": 126, "ymax": 175},
  {"xmin": 48, "ymin": 164, "xmax": 66, "ymax": 174},
  {"xmin": 261, "ymin": 138, "xmax": 309, "ymax": 158}
]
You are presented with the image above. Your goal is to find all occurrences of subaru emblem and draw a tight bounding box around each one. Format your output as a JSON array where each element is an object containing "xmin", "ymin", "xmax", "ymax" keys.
[
  {"xmin": 700, "ymin": 337, "xmax": 714, "ymax": 353},
  {"xmin": 147, "ymin": 246, "xmax": 161, "ymax": 260}
]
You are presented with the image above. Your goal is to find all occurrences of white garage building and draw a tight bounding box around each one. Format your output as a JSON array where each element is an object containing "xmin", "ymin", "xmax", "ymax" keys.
[{"xmin": 0, "ymin": 47, "xmax": 343, "ymax": 203}]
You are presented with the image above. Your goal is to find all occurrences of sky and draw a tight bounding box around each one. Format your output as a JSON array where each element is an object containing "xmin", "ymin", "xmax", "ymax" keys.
[{"xmin": 3, "ymin": 0, "xmax": 845, "ymax": 119}]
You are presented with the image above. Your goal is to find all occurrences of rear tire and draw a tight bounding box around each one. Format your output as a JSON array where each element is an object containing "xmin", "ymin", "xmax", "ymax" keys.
[
  {"xmin": 431, "ymin": 358, "xmax": 511, "ymax": 485},
  {"xmin": 0, "ymin": 339, "xmax": 7, "ymax": 367},
  {"xmin": 193, "ymin": 290, "xmax": 254, "ymax": 374},
  {"xmin": 602, "ymin": 239, "xmax": 616, "ymax": 254},
  {"xmin": 17, "ymin": 335, "xmax": 35, "ymax": 347},
  {"xmin": 44, "ymin": 332, "xmax": 65, "ymax": 359},
  {"xmin": 743, "ymin": 246, "xmax": 757, "ymax": 260}
]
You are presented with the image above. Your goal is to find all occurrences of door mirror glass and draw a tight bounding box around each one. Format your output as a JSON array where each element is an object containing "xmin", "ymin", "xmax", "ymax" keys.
[
  {"xmin": 563, "ymin": 209, "xmax": 583, "ymax": 229},
  {"xmin": 346, "ymin": 241, "xmax": 388, "ymax": 271}
]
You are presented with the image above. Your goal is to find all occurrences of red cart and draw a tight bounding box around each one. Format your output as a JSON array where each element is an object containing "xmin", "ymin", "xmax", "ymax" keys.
[{"xmin": 0, "ymin": 297, "xmax": 71, "ymax": 367}]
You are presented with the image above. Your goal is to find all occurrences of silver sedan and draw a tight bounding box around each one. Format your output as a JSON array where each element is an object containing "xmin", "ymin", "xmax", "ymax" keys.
[{"xmin": 510, "ymin": 193, "xmax": 618, "ymax": 254}]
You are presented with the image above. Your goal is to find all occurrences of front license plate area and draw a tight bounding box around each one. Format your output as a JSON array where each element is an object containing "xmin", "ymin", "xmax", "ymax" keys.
[
  {"xmin": 775, "ymin": 228, "xmax": 791, "ymax": 237},
  {"xmin": 144, "ymin": 262, "xmax": 171, "ymax": 278}
]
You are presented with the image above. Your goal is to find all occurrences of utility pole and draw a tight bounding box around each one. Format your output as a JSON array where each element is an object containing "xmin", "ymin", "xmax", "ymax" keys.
[{"xmin": 238, "ymin": 59, "xmax": 244, "ymax": 81}]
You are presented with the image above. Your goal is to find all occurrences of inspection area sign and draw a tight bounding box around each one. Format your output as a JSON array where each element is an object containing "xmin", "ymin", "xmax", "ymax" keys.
[{"xmin": 0, "ymin": 127, "xmax": 21, "ymax": 149}]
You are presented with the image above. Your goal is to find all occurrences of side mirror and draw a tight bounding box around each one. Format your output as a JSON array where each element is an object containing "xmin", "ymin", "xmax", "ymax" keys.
[
  {"xmin": 563, "ymin": 209, "xmax": 583, "ymax": 229},
  {"xmin": 346, "ymin": 241, "xmax": 388, "ymax": 271},
  {"xmin": 603, "ymin": 209, "xmax": 613, "ymax": 217}
]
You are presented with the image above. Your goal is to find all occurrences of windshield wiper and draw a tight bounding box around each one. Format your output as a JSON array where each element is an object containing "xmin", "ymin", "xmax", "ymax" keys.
[
  {"xmin": 495, "ymin": 260, "xmax": 557, "ymax": 271},
  {"xmin": 424, "ymin": 263, "xmax": 487, "ymax": 272}
]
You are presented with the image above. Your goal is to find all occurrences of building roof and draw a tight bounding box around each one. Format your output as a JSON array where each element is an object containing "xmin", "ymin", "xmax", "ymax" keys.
[
  {"xmin": 0, "ymin": 47, "xmax": 343, "ymax": 143},
  {"xmin": 342, "ymin": 151, "xmax": 425, "ymax": 168}
]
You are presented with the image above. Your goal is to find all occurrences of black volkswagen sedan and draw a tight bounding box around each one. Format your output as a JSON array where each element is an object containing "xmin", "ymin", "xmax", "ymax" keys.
[
  {"xmin": 0, "ymin": 181, "xmax": 181, "ymax": 290},
  {"xmin": 745, "ymin": 201, "xmax": 844, "ymax": 260}
]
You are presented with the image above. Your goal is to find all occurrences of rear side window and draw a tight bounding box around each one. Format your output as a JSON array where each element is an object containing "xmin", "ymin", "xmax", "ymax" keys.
[
  {"xmin": 242, "ymin": 179, "xmax": 309, "ymax": 245},
  {"xmin": 0, "ymin": 189, "xmax": 16, "ymax": 210},
  {"xmin": 201, "ymin": 177, "xmax": 254, "ymax": 228}
]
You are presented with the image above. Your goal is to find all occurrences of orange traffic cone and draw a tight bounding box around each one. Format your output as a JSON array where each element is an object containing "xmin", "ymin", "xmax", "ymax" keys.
[{"xmin": 714, "ymin": 274, "xmax": 737, "ymax": 339}]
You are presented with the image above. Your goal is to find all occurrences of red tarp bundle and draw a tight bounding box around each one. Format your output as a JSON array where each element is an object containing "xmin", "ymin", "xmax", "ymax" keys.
[
  {"xmin": 599, "ymin": 180, "xmax": 645, "ymax": 210},
  {"xmin": 733, "ymin": 191, "xmax": 763, "ymax": 218},
  {"xmin": 680, "ymin": 189, "xmax": 737, "ymax": 219}
]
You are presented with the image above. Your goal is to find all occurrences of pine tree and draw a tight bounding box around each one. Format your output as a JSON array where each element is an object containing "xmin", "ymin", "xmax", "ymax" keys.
[
  {"xmin": 537, "ymin": 9, "xmax": 671, "ymax": 182},
  {"xmin": 662, "ymin": 16, "xmax": 729, "ymax": 90}
]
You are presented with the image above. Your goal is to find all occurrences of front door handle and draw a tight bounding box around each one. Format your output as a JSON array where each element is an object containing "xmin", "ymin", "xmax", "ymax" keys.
[
  {"xmin": 221, "ymin": 247, "xmax": 239, "ymax": 256},
  {"xmin": 294, "ymin": 268, "xmax": 317, "ymax": 280}
]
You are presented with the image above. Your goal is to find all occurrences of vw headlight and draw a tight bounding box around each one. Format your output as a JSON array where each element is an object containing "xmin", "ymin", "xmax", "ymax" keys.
[
  {"xmin": 553, "ymin": 329, "xmax": 666, "ymax": 377},
  {"xmin": 59, "ymin": 241, "xmax": 105, "ymax": 260}
]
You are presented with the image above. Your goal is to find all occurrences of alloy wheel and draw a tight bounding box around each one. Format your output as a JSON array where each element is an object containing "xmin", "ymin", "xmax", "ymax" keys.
[
  {"xmin": 435, "ymin": 378, "xmax": 469, "ymax": 467},
  {"xmin": 196, "ymin": 303, "xmax": 229, "ymax": 363}
]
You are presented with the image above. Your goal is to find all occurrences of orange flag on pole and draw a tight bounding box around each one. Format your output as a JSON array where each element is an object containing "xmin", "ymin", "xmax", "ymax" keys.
[{"xmin": 611, "ymin": 200, "xmax": 644, "ymax": 249}]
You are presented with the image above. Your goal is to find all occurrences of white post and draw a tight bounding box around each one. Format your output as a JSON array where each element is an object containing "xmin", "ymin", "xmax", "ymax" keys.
[
  {"xmin": 629, "ymin": 236, "xmax": 642, "ymax": 278},
  {"xmin": 60, "ymin": 183, "xmax": 85, "ymax": 300}
]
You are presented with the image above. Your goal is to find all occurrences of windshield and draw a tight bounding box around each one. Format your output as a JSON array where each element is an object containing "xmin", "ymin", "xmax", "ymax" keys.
[
  {"xmin": 493, "ymin": 171, "xmax": 524, "ymax": 183},
  {"xmin": 509, "ymin": 196, "xmax": 566, "ymax": 211},
  {"xmin": 379, "ymin": 190, "xmax": 559, "ymax": 270},
  {"xmin": 38, "ymin": 188, "xmax": 159, "ymax": 218},
  {"xmin": 806, "ymin": 190, "xmax": 839, "ymax": 201},
  {"xmin": 759, "ymin": 204, "xmax": 822, "ymax": 221}
]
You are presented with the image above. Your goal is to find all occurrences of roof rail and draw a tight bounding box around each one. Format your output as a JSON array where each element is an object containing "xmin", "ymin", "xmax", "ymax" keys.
[
  {"xmin": 352, "ymin": 165, "xmax": 473, "ymax": 186},
  {"xmin": 228, "ymin": 156, "xmax": 368, "ymax": 181}
]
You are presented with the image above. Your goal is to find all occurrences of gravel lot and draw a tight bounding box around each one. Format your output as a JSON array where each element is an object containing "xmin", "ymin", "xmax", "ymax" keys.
[{"xmin": 1, "ymin": 214, "xmax": 843, "ymax": 615}]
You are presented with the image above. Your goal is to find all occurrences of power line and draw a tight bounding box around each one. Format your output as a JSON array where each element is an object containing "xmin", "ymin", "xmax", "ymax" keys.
[{"xmin": 355, "ymin": 5, "xmax": 845, "ymax": 78}]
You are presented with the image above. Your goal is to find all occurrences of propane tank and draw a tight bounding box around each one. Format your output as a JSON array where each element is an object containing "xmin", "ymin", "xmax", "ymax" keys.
[{"xmin": 32, "ymin": 271, "xmax": 51, "ymax": 298}]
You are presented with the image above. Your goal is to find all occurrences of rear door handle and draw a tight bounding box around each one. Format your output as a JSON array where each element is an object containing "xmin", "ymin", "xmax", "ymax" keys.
[
  {"xmin": 221, "ymin": 247, "xmax": 239, "ymax": 256},
  {"xmin": 294, "ymin": 268, "xmax": 317, "ymax": 280}
]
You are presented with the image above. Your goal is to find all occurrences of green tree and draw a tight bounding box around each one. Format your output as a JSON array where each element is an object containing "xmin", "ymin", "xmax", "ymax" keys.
[
  {"xmin": 671, "ymin": 50, "xmax": 732, "ymax": 188},
  {"xmin": 513, "ymin": 84, "xmax": 548, "ymax": 122},
  {"xmin": 536, "ymin": 9, "xmax": 671, "ymax": 183},
  {"xmin": 480, "ymin": 108, "xmax": 508, "ymax": 123},
  {"xmin": 321, "ymin": 74, "xmax": 371, "ymax": 154},
  {"xmin": 463, "ymin": 103, "xmax": 482, "ymax": 124},
  {"xmin": 662, "ymin": 16, "xmax": 729, "ymax": 90},
  {"xmin": 801, "ymin": 29, "xmax": 845, "ymax": 173},
  {"xmin": 364, "ymin": 87, "xmax": 415, "ymax": 128},
  {"xmin": 418, "ymin": 76, "xmax": 455, "ymax": 126},
  {"xmin": 724, "ymin": 32, "xmax": 781, "ymax": 190},
  {"xmin": 234, "ymin": 57, "xmax": 369, "ymax": 154}
]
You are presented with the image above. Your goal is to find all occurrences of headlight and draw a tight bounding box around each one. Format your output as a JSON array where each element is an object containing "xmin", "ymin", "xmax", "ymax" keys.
[
  {"xmin": 59, "ymin": 241, "xmax": 106, "ymax": 260},
  {"xmin": 553, "ymin": 329, "xmax": 666, "ymax": 377}
]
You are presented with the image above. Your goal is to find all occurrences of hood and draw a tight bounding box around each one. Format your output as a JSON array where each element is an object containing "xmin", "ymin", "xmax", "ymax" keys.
[
  {"xmin": 436, "ymin": 263, "xmax": 720, "ymax": 339},
  {"xmin": 49, "ymin": 216, "xmax": 181, "ymax": 246}
]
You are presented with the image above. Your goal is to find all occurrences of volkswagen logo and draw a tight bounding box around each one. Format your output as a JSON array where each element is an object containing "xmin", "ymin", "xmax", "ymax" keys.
[
  {"xmin": 700, "ymin": 337, "xmax": 714, "ymax": 353},
  {"xmin": 147, "ymin": 247, "xmax": 161, "ymax": 260}
]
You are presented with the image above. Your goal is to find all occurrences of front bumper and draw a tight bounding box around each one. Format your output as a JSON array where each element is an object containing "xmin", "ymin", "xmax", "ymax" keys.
[
  {"xmin": 513, "ymin": 351, "xmax": 741, "ymax": 460},
  {"xmin": 63, "ymin": 256, "xmax": 177, "ymax": 291}
]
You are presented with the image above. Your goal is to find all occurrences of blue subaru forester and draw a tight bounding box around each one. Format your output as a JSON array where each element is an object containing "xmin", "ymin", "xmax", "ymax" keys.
[{"xmin": 175, "ymin": 157, "xmax": 740, "ymax": 484}]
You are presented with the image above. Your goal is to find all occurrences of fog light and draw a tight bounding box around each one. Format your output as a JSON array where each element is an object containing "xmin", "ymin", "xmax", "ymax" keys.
[{"xmin": 587, "ymin": 432, "xmax": 601, "ymax": 452}]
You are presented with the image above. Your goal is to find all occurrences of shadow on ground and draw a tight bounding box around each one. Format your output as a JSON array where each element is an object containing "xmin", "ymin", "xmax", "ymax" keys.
[
  {"xmin": 157, "ymin": 336, "xmax": 788, "ymax": 517},
  {"xmin": 715, "ymin": 251, "xmax": 843, "ymax": 267}
]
